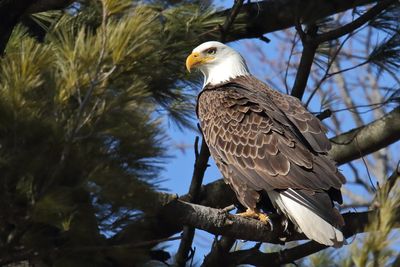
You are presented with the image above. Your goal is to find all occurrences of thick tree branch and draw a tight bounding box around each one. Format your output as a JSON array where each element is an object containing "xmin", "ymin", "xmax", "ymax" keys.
[
  {"xmin": 165, "ymin": 165, "xmax": 399, "ymax": 265},
  {"xmin": 0, "ymin": 0, "xmax": 72, "ymax": 54},
  {"xmin": 330, "ymin": 107, "xmax": 400, "ymax": 165},
  {"xmin": 159, "ymin": 198, "xmax": 400, "ymax": 245},
  {"xmin": 217, "ymin": 0, "xmax": 379, "ymax": 42},
  {"xmin": 229, "ymin": 241, "xmax": 327, "ymax": 267},
  {"xmin": 160, "ymin": 199, "xmax": 280, "ymax": 244},
  {"xmin": 0, "ymin": 0, "xmax": 379, "ymax": 55}
]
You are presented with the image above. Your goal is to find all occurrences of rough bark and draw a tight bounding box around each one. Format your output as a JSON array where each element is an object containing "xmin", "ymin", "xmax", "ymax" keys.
[
  {"xmin": 330, "ymin": 107, "xmax": 400, "ymax": 165},
  {"xmin": 218, "ymin": 0, "xmax": 379, "ymax": 42},
  {"xmin": 159, "ymin": 197, "xmax": 400, "ymax": 245}
]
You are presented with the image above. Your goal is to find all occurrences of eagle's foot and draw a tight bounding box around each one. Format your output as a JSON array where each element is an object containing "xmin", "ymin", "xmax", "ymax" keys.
[{"xmin": 237, "ymin": 208, "xmax": 273, "ymax": 229}]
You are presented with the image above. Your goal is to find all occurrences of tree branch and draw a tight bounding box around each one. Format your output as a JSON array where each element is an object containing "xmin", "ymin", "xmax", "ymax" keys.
[
  {"xmin": 291, "ymin": 23, "xmax": 318, "ymax": 99},
  {"xmin": 290, "ymin": 0, "xmax": 394, "ymax": 100},
  {"xmin": 0, "ymin": 0, "xmax": 72, "ymax": 55},
  {"xmin": 159, "ymin": 198, "xmax": 400, "ymax": 245},
  {"xmin": 175, "ymin": 138, "xmax": 210, "ymax": 266},
  {"xmin": 229, "ymin": 241, "xmax": 327, "ymax": 267},
  {"xmin": 219, "ymin": 0, "xmax": 244, "ymax": 43},
  {"xmin": 0, "ymin": 0, "xmax": 381, "ymax": 56},
  {"xmin": 160, "ymin": 199, "xmax": 281, "ymax": 244},
  {"xmin": 218, "ymin": 0, "xmax": 380, "ymax": 42},
  {"xmin": 314, "ymin": 0, "xmax": 396, "ymax": 44},
  {"xmin": 330, "ymin": 107, "xmax": 400, "ymax": 165},
  {"xmin": 161, "ymin": 166, "xmax": 399, "ymax": 266}
]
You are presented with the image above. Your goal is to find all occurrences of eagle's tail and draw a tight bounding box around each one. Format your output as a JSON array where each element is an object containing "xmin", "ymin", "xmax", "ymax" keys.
[{"xmin": 268, "ymin": 189, "xmax": 345, "ymax": 247}]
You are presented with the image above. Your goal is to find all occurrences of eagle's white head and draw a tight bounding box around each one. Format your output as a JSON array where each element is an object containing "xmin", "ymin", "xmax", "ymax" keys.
[{"xmin": 186, "ymin": 41, "xmax": 249, "ymax": 87}]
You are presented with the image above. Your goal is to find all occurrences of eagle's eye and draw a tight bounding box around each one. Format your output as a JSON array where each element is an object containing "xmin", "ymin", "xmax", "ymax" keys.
[{"xmin": 206, "ymin": 47, "xmax": 217, "ymax": 55}]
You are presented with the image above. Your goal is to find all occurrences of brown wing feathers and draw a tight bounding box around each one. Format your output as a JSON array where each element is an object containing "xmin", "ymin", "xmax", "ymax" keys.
[{"xmin": 197, "ymin": 76, "xmax": 345, "ymax": 209}]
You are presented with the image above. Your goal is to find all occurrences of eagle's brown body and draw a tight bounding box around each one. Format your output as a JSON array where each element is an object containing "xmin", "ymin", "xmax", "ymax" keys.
[
  {"xmin": 197, "ymin": 75, "xmax": 346, "ymax": 238},
  {"xmin": 188, "ymin": 41, "xmax": 346, "ymax": 246}
]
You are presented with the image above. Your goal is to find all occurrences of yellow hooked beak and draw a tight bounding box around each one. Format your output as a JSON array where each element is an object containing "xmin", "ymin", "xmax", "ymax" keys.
[{"xmin": 186, "ymin": 52, "xmax": 214, "ymax": 72}]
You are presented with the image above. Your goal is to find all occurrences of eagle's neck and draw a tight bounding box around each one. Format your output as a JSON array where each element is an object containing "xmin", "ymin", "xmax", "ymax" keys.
[{"xmin": 201, "ymin": 54, "xmax": 249, "ymax": 87}]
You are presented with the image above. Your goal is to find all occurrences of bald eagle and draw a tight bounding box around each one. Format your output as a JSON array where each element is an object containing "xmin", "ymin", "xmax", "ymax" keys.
[{"xmin": 186, "ymin": 41, "xmax": 346, "ymax": 247}]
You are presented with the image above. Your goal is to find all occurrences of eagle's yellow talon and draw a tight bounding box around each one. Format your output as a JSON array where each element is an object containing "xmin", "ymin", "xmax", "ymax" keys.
[
  {"xmin": 237, "ymin": 208, "xmax": 269, "ymax": 222},
  {"xmin": 257, "ymin": 212, "xmax": 269, "ymax": 223},
  {"xmin": 236, "ymin": 208, "xmax": 273, "ymax": 230}
]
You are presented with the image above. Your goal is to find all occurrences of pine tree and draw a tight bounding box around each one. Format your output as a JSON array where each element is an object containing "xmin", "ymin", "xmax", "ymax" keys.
[{"xmin": 0, "ymin": 0, "xmax": 223, "ymax": 265}]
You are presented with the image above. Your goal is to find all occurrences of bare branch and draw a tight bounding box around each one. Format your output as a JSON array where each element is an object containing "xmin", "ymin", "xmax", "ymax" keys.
[
  {"xmin": 330, "ymin": 107, "xmax": 400, "ymax": 165},
  {"xmin": 305, "ymin": 31, "xmax": 356, "ymax": 107},
  {"xmin": 291, "ymin": 23, "xmax": 318, "ymax": 100},
  {"xmin": 316, "ymin": 109, "xmax": 332, "ymax": 121},
  {"xmin": 175, "ymin": 139, "xmax": 210, "ymax": 266},
  {"xmin": 219, "ymin": 0, "xmax": 380, "ymax": 42},
  {"xmin": 315, "ymin": 0, "xmax": 397, "ymax": 44},
  {"xmin": 0, "ymin": 0, "xmax": 72, "ymax": 54},
  {"xmin": 160, "ymin": 199, "xmax": 280, "ymax": 244},
  {"xmin": 159, "ymin": 197, "xmax": 400, "ymax": 246}
]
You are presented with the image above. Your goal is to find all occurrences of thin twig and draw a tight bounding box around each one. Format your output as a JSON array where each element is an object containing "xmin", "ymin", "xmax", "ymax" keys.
[
  {"xmin": 320, "ymin": 98, "xmax": 396, "ymax": 115},
  {"xmin": 284, "ymin": 33, "xmax": 299, "ymax": 94},
  {"xmin": 305, "ymin": 30, "xmax": 356, "ymax": 107},
  {"xmin": 348, "ymin": 162, "xmax": 374, "ymax": 193}
]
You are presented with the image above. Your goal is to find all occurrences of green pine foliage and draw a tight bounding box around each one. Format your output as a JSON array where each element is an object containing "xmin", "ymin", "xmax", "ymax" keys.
[
  {"xmin": 0, "ymin": 0, "xmax": 223, "ymax": 265},
  {"xmin": 368, "ymin": 32, "xmax": 400, "ymax": 73}
]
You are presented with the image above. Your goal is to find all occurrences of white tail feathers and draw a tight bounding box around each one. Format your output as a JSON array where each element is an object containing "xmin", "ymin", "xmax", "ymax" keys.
[{"xmin": 268, "ymin": 190, "xmax": 345, "ymax": 247}]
